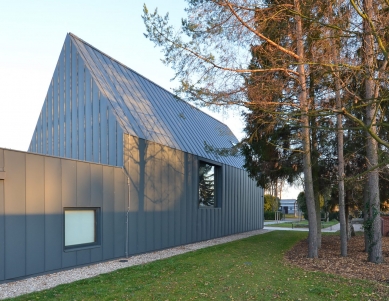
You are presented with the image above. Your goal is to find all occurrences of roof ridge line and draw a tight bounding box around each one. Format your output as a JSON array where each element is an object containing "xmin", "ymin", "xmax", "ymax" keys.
[{"xmin": 67, "ymin": 32, "xmax": 235, "ymax": 133}]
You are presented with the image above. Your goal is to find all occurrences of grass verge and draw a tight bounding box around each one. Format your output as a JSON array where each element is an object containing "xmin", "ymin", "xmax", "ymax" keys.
[
  {"xmin": 285, "ymin": 214, "xmax": 298, "ymax": 219},
  {"xmin": 7, "ymin": 231, "xmax": 388, "ymax": 300}
]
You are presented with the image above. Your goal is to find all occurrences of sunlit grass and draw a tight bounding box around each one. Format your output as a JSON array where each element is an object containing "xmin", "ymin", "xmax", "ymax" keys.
[{"xmin": 8, "ymin": 231, "xmax": 387, "ymax": 301}]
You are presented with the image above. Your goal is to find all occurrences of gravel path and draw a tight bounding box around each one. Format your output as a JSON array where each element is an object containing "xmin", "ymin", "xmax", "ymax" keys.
[{"xmin": 0, "ymin": 229, "xmax": 270, "ymax": 300}]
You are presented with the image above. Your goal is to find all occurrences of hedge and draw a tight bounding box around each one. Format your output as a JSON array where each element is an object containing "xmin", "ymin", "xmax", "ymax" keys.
[{"xmin": 264, "ymin": 211, "xmax": 285, "ymax": 220}]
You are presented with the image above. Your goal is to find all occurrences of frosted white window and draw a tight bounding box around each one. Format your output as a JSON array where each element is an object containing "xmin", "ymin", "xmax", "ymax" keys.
[{"xmin": 65, "ymin": 210, "xmax": 95, "ymax": 247}]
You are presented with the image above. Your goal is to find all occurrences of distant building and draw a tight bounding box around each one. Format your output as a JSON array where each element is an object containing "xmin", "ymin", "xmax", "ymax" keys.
[{"xmin": 279, "ymin": 199, "xmax": 298, "ymax": 215}]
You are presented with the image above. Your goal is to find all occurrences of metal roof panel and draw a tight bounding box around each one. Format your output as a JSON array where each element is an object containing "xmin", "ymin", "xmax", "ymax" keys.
[{"xmin": 69, "ymin": 33, "xmax": 244, "ymax": 168}]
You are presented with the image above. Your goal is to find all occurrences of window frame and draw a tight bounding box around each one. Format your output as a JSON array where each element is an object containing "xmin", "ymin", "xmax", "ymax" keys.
[
  {"xmin": 63, "ymin": 207, "xmax": 101, "ymax": 251},
  {"xmin": 198, "ymin": 159, "xmax": 222, "ymax": 209}
]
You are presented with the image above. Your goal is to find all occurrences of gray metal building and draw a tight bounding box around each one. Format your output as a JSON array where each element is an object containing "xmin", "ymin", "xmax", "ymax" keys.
[{"xmin": 0, "ymin": 33, "xmax": 263, "ymax": 283}]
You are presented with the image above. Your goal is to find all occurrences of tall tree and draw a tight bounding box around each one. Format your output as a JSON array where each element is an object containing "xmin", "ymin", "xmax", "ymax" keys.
[
  {"xmin": 344, "ymin": 0, "xmax": 389, "ymax": 262},
  {"xmin": 361, "ymin": 0, "xmax": 382, "ymax": 262},
  {"xmin": 142, "ymin": 0, "xmax": 389, "ymax": 261},
  {"xmin": 328, "ymin": 2, "xmax": 348, "ymax": 256},
  {"xmin": 143, "ymin": 0, "xmax": 321, "ymax": 257}
]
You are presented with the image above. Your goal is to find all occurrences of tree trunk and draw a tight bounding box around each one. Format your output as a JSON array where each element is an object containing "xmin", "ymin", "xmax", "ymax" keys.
[
  {"xmin": 295, "ymin": 0, "xmax": 318, "ymax": 258},
  {"xmin": 309, "ymin": 73, "xmax": 322, "ymax": 249},
  {"xmin": 279, "ymin": 181, "xmax": 283, "ymax": 201},
  {"xmin": 346, "ymin": 203, "xmax": 351, "ymax": 240},
  {"xmin": 365, "ymin": 98, "xmax": 382, "ymax": 263},
  {"xmin": 363, "ymin": 0, "xmax": 382, "ymax": 263},
  {"xmin": 363, "ymin": 179, "xmax": 369, "ymax": 252},
  {"xmin": 335, "ymin": 67, "xmax": 347, "ymax": 256},
  {"xmin": 328, "ymin": 0, "xmax": 347, "ymax": 256},
  {"xmin": 271, "ymin": 180, "xmax": 278, "ymax": 212}
]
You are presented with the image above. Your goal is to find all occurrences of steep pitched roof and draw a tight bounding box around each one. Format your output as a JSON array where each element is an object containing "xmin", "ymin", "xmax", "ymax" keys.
[{"xmin": 69, "ymin": 33, "xmax": 243, "ymax": 168}]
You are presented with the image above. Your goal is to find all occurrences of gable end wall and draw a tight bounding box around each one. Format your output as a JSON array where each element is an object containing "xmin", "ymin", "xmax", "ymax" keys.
[{"xmin": 28, "ymin": 35, "xmax": 124, "ymax": 166}]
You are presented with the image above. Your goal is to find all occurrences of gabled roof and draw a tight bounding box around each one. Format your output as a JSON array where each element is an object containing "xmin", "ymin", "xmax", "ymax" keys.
[
  {"xmin": 280, "ymin": 199, "xmax": 297, "ymax": 204},
  {"xmin": 69, "ymin": 33, "xmax": 243, "ymax": 167}
]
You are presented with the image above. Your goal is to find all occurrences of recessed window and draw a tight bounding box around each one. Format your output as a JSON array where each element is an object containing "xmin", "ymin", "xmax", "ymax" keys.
[
  {"xmin": 64, "ymin": 208, "xmax": 100, "ymax": 249},
  {"xmin": 199, "ymin": 161, "xmax": 220, "ymax": 208}
]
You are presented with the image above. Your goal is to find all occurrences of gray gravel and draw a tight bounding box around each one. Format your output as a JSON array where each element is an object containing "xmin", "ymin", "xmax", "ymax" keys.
[{"xmin": 0, "ymin": 229, "xmax": 270, "ymax": 300}]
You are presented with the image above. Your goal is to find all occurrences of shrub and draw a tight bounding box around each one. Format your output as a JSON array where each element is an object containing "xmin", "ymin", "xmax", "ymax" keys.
[
  {"xmin": 264, "ymin": 211, "xmax": 285, "ymax": 220},
  {"xmin": 264, "ymin": 194, "xmax": 280, "ymax": 211},
  {"xmin": 329, "ymin": 212, "xmax": 339, "ymax": 221}
]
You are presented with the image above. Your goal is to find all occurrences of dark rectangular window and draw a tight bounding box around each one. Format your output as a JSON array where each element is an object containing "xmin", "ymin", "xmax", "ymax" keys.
[{"xmin": 199, "ymin": 161, "xmax": 219, "ymax": 207}]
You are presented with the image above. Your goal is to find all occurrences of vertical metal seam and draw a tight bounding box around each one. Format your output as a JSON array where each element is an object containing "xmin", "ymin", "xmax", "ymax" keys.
[
  {"xmin": 115, "ymin": 121, "xmax": 117, "ymax": 166},
  {"xmin": 60, "ymin": 159, "xmax": 65, "ymax": 268},
  {"xmin": 112, "ymin": 165, "xmax": 115, "ymax": 256},
  {"xmin": 64, "ymin": 43, "xmax": 66, "ymax": 156},
  {"xmin": 76, "ymin": 52, "xmax": 79, "ymax": 159},
  {"xmin": 98, "ymin": 91, "xmax": 101, "ymax": 163},
  {"xmin": 122, "ymin": 135, "xmax": 131, "ymax": 258},
  {"xmin": 43, "ymin": 156, "xmax": 46, "ymax": 272},
  {"xmin": 70, "ymin": 40, "xmax": 72, "ymax": 158},
  {"xmin": 40, "ymin": 112, "xmax": 43, "ymax": 152},
  {"xmin": 51, "ymin": 79, "xmax": 54, "ymax": 155},
  {"xmin": 46, "ymin": 97, "xmax": 48, "ymax": 154},
  {"xmin": 91, "ymin": 77, "xmax": 93, "ymax": 161},
  {"xmin": 35, "ymin": 128, "xmax": 37, "ymax": 152},
  {"xmin": 84, "ymin": 65, "xmax": 86, "ymax": 161},
  {"xmin": 24, "ymin": 153, "xmax": 26, "ymax": 276},
  {"xmin": 106, "ymin": 107, "xmax": 109, "ymax": 164},
  {"xmin": 57, "ymin": 63, "xmax": 60, "ymax": 155},
  {"xmin": 1, "ymin": 151, "xmax": 4, "ymax": 278}
]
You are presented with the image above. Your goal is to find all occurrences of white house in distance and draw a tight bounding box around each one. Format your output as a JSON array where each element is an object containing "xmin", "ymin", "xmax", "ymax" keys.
[{"xmin": 279, "ymin": 199, "xmax": 298, "ymax": 215}]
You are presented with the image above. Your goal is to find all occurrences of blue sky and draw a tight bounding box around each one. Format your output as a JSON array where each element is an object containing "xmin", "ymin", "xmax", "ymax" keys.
[
  {"xmin": 0, "ymin": 0, "xmax": 243, "ymax": 150},
  {"xmin": 0, "ymin": 0, "xmax": 300, "ymax": 198}
]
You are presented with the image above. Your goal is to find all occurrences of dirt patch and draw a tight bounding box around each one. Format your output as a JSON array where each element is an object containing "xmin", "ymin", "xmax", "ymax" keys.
[{"xmin": 285, "ymin": 235, "xmax": 389, "ymax": 283}]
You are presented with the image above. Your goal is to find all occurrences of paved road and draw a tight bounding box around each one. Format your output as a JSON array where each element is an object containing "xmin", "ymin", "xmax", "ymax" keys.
[{"xmin": 264, "ymin": 220, "xmax": 364, "ymax": 233}]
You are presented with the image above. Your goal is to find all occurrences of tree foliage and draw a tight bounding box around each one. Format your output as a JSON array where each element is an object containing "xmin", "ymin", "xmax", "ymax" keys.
[
  {"xmin": 297, "ymin": 191, "xmax": 307, "ymax": 218},
  {"xmin": 241, "ymin": 115, "xmax": 302, "ymax": 189},
  {"xmin": 143, "ymin": 0, "xmax": 389, "ymax": 262},
  {"xmin": 264, "ymin": 194, "xmax": 280, "ymax": 212}
]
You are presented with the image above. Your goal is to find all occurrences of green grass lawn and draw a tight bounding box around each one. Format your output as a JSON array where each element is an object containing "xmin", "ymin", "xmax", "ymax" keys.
[
  {"xmin": 285, "ymin": 214, "xmax": 298, "ymax": 219},
  {"xmin": 266, "ymin": 220, "xmax": 339, "ymax": 229},
  {"xmin": 7, "ymin": 231, "xmax": 387, "ymax": 300}
]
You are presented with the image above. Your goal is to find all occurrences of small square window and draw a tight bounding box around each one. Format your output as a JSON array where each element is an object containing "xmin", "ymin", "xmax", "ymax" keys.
[
  {"xmin": 199, "ymin": 161, "xmax": 220, "ymax": 208},
  {"xmin": 64, "ymin": 208, "xmax": 100, "ymax": 250}
]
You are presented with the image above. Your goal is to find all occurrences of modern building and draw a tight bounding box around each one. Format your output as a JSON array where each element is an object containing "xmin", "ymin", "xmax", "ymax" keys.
[{"xmin": 0, "ymin": 33, "xmax": 263, "ymax": 283}]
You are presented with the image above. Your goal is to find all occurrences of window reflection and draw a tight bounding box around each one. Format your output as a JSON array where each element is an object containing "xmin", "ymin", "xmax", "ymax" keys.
[{"xmin": 199, "ymin": 161, "xmax": 216, "ymax": 207}]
